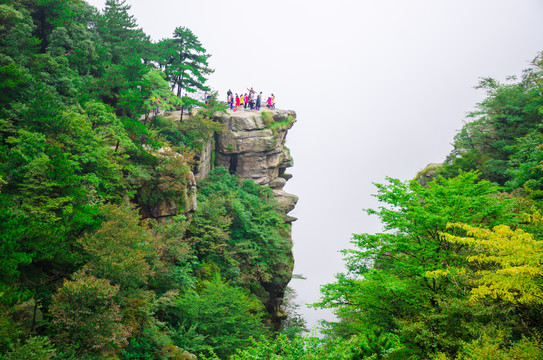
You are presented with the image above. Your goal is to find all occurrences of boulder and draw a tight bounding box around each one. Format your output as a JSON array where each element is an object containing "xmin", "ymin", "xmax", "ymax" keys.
[
  {"xmin": 284, "ymin": 214, "xmax": 298, "ymax": 223},
  {"xmin": 272, "ymin": 189, "xmax": 299, "ymax": 214},
  {"xmin": 269, "ymin": 177, "xmax": 287, "ymax": 189},
  {"xmin": 194, "ymin": 139, "xmax": 214, "ymax": 182},
  {"xmin": 415, "ymin": 163, "xmax": 443, "ymax": 187},
  {"xmin": 279, "ymin": 173, "xmax": 293, "ymax": 180}
]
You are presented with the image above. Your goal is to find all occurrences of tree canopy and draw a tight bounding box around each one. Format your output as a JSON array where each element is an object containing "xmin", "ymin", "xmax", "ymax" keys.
[{"xmin": 0, "ymin": 1, "xmax": 293, "ymax": 359}]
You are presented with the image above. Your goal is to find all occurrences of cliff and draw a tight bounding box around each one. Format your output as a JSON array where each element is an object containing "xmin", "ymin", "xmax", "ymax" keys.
[
  {"xmin": 143, "ymin": 108, "xmax": 298, "ymax": 330},
  {"xmin": 206, "ymin": 109, "xmax": 298, "ymax": 329},
  {"xmin": 208, "ymin": 109, "xmax": 298, "ymax": 217}
]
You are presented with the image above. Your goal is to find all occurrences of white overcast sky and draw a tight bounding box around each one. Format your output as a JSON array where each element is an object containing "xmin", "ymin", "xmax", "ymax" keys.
[{"xmin": 86, "ymin": 0, "xmax": 543, "ymax": 329}]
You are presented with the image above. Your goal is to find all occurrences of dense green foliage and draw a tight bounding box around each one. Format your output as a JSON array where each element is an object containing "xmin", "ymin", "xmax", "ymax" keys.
[
  {"xmin": 4, "ymin": 0, "xmax": 543, "ymax": 359},
  {"xmin": 439, "ymin": 57, "xmax": 543, "ymax": 190},
  {"xmin": 0, "ymin": 1, "xmax": 293, "ymax": 359}
]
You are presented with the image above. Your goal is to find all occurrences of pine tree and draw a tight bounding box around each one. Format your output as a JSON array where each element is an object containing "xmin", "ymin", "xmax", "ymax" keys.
[{"xmin": 158, "ymin": 27, "xmax": 213, "ymax": 118}]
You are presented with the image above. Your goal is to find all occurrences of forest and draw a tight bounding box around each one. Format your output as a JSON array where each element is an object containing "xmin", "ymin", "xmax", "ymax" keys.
[
  {"xmin": 0, "ymin": 0, "xmax": 295, "ymax": 359},
  {"xmin": 1, "ymin": 0, "xmax": 543, "ymax": 359}
]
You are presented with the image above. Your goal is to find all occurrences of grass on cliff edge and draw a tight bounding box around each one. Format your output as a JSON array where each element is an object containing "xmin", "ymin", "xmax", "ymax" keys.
[{"xmin": 261, "ymin": 111, "xmax": 295, "ymax": 135}]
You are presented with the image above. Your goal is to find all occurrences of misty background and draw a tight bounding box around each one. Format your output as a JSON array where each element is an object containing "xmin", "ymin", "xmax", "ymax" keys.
[{"xmin": 86, "ymin": 0, "xmax": 543, "ymax": 329}]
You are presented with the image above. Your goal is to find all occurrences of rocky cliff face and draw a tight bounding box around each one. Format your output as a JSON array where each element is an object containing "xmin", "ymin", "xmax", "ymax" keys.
[
  {"xmin": 145, "ymin": 109, "xmax": 299, "ymax": 222},
  {"xmin": 142, "ymin": 108, "xmax": 298, "ymax": 330},
  {"xmin": 212, "ymin": 109, "xmax": 298, "ymax": 330},
  {"xmin": 213, "ymin": 109, "xmax": 298, "ymax": 219}
]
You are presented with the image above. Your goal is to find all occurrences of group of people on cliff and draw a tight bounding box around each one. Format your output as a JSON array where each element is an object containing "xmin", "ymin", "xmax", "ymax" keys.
[{"xmin": 227, "ymin": 87, "xmax": 275, "ymax": 111}]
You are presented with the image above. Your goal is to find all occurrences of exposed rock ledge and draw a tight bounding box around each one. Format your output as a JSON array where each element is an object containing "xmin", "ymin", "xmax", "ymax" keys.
[
  {"xmin": 214, "ymin": 108, "xmax": 298, "ymax": 331},
  {"xmin": 213, "ymin": 109, "xmax": 299, "ymax": 218},
  {"xmin": 143, "ymin": 108, "xmax": 299, "ymax": 222}
]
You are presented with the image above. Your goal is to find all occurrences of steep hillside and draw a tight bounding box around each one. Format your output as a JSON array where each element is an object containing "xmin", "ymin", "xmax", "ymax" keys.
[{"xmin": 0, "ymin": 0, "xmax": 301, "ymax": 358}]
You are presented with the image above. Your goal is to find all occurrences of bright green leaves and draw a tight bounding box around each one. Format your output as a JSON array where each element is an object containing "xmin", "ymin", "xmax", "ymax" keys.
[
  {"xmin": 199, "ymin": 331, "xmax": 401, "ymax": 360},
  {"xmin": 168, "ymin": 276, "xmax": 268, "ymax": 359},
  {"xmin": 189, "ymin": 167, "xmax": 292, "ymax": 289},
  {"xmin": 316, "ymin": 171, "xmax": 528, "ymax": 357},
  {"xmin": 345, "ymin": 172, "xmax": 516, "ymax": 281}
]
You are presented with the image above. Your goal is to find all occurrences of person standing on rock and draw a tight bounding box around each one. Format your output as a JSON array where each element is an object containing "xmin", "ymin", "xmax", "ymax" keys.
[
  {"xmin": 227, "ymin": 89, "xmax": 232, "ymax": 103},
  {"xmin": 256, "ymin": 92, "xmax": 262, "ymax": 111},
  {"xmin": 239, "ymin": 94, "xmax": 245, "ymax": 110},
  {"xmin": 271, "ymin": 94, "xmax": 275, "ymax": 109},
  {"xmin": 249, "ymin": 93, "xmax": 255, "ymax": 110},
  {"xmin": 235, "ymin": 93, "xmax": 240, "ymax": 110},
  {"xmin": 227, "ymin": 91, "xmax": 234, "ymax": 110}
]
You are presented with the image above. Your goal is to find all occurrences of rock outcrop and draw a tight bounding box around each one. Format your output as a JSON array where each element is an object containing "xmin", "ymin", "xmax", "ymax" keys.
[
  {"xmin": 139, "ymin": 168, "xmax": 198, "ymax": 221},
  {"xmin": 142, "ymin": 109, "xmax": 298, "ymax": 223},
  {"xmin": 415, "ymin": 163, "xmax": 443, "ymax": 186},
  {"xmin": 214, "ymin": 109, "xmax": 299, "ymax": 219},
  {"xmin": 213, "ymin": 108, "xmax": 298, "ymax": 330},
  {"xmin": 141, "ymin": 108, "xmax": 298, "ymax": 330}
]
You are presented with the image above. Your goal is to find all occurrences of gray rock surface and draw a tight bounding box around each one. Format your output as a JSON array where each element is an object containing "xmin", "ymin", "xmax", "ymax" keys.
[
  {"xmin": 194, "ymin": 139, "xmax": 214, "ymax": 182},
  {"xmin": 269, "ymin": 177, "xmax": 287, "ymax": 189},
  {"xmin": 279, "ymin": 173, "xmax": 293, "ymax": 180},
  {"xmin": 215, "ymin": 109, "xmax": 296, "ymax": 193},
  {"xmin": 272, "ymin": 189, "xmax": 299, "ymax": 214}
]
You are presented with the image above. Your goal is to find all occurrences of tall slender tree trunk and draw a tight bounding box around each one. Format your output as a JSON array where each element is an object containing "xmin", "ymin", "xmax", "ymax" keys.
[{"xmin": 177, "ymin": 71, "xmax": 185, "ymax": 121}]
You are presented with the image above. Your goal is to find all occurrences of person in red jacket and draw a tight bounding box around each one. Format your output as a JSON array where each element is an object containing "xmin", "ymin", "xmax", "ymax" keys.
[{"xmin": 235, "ymin": 93, "xmax": 240, "ymax": 110}]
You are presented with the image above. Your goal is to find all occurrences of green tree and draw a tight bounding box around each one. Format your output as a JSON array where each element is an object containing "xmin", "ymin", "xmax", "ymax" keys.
[
  {"xmin": 96, "ymin": 0, "xmax": 151, "ymax": 111},
  {"xmin": 158, "ymin": 26, "xmax": 213, "ymax": 118},
  {"xmin": 50, "ymin": 273, "xmax": 132, "ymax": 357},
  {"xmin": 167, "ymin": 276, "xmax": 269, "ymax": 359},
  {"xmin": 3, "ymin": 336, "xmax": 56, "ymax": 360},
  {"xmin": 439, "ymin": 222, "xmax": 543, "ymax": 306},
  {"xmin": 189, "ymin": 167, "xmax": 293, "ymax": 293},
  {"xmin": 441, "ymin": 62, "xmax": 543, "ymax": 185},
  {"xmin": 97, "ymin": 0, "xmax": 148, "ymax": 64},
  {"xmin": 0, "ymin": 5, "xmax": 36, "ymax": 109},
  {"xmin": 315, "ymin": 172, "xmax": 522, "ymax": 357},
  {"xmin": 78, "ymin": 203, "xmax": 156, "ymax": 290},
  {"xmin": 505, "ymin": 130, "xmax": 543, "ymax": 199}
]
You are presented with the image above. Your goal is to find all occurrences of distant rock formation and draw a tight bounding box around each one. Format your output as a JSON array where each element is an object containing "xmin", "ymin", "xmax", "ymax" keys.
[{"xmin": 415, "ymin": 163, "xmax": 443, "ymax": 186}]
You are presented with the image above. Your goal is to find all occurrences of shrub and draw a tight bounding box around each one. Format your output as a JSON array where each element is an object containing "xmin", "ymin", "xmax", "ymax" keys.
[{"xmin": 50, "ymin": 273, "xmax": 132, "ymax": 357}]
